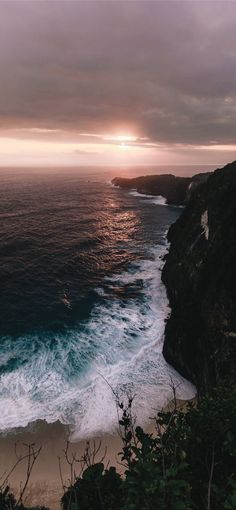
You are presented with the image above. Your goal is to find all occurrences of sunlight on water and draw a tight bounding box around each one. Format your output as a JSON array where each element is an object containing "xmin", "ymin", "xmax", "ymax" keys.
[{"xmin": 0, "ymin": 167, "xmax": 196, "ymax": 437}]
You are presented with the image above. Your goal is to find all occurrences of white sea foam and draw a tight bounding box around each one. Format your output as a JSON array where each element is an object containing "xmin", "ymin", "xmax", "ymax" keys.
[
  {"xmin": 129, "ymin": 190, "xmax": 186, "ymax": 208},
  {"xmin": 0, "ymin": 241, "xmax": 196, "ymax": 439},
  {"xmin": 129, "ymin": 190, "xmax": 167, "ymax": 206}
]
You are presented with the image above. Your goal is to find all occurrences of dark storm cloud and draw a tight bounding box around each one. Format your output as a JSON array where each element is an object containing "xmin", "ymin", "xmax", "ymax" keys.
[{"xmin": 0, "ymin": 0, "xmax": 236, "ymax": 145}]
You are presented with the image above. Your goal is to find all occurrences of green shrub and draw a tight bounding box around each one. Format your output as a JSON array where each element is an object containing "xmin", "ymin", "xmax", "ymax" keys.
[
  {"xmin": 61, "ymin": 387, "xmax": 236, "ymax": 510},
  {"xmin": 61, "ymin": 463, "xmax": 122, "ymax": 510},
  {"xmin": 1, "ymin": 387, "xmax": 235, "ymax": 510}
]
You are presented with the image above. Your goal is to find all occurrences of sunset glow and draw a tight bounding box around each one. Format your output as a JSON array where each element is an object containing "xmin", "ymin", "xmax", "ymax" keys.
[
  {"xmin": 105, "ymin": 135, "xmax": 138, "ymax": 142},
  {"xmin": 0, "ymin": 1, "xmax": 235, "ymax": 167},
  {"xmin": 0, "ymin": 1, "xmax": 235, "ymax": 503},
  {"xmin": 1, "ymin": 133, "xmax": 236, "ymax": 167}
]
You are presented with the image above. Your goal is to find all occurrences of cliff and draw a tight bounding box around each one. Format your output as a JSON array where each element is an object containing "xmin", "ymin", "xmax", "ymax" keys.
[
  {"xmin": 112, "ymin": 172, "xmax": 211, "ymax": 206},
  {"xmin": 162, "ymin": 161, "xmax": 236, "ymax": 392}
]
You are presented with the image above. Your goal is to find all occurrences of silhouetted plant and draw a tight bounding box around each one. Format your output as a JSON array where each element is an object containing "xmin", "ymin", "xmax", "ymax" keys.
[
  {"xmin": 1, "ymin": 386, "xmax": 236, "ymax": 510},
  {"xmin": 61, "ymin": 385, "xmax": 236, "ymax": 510},
  {"xmin": 61, "ymin": 463, "xmax": 122, "ymax": 510},
  {"xmin": 0, "ymin": 442, "xmax": 48, "ymax": 510}
]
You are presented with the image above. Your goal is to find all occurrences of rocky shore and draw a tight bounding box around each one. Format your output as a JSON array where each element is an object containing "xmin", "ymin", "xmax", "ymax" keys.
[{"xmin": 112, "ymin": 172, "xmax": 211, "ymax": 206}]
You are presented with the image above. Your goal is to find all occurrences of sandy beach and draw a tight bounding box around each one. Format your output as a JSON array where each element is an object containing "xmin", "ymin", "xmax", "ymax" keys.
[
  {"xmin": 0, "ymin": 420, "xmax": 124, "ymax": 510},
  {"xmin": 0, "ymin": 399, "xmax": 193, "ymax": 509}
]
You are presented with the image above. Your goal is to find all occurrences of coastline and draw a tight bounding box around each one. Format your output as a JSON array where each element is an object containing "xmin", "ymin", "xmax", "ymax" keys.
[
  {"xmin": 0, "ymin": 170, "xmax": 199, "ymax": 509},
  {"xmin": 0, "ymin": 196, "xmax": 197, "ymax": 509},
  {"xmin": 0, "ymin": 398, "xmax": 194, "ymax": 509},
  {"xmin": 0, "ymin": 420, "xmax": 123, "ymax": 510}
]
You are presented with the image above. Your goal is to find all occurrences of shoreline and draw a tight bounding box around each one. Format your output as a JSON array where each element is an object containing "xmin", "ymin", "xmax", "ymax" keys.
[
  {"xmin": 0, "ymin": 419, "xmax": 124, "ymax": 510},
  {"xmin": 0, "ymin": 177, "xmax": 196, "ymax": 509},
  {"xmin": 0, "ymin": 398, "xmax": 194, "ymax": 509},
  {"xmin": 0, "ymin": 199, "xmax": 197, "ymax": 509}
]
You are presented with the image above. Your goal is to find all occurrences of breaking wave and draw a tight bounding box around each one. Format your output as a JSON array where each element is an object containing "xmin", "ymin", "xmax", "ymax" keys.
[
  {"xmin": 0, "ymin": 242, "xmax": 195, "ymax": 440},
  {"xmin": 0, "ymin": 169, "xmax": 195, "ymax": 440},
  {"xmin": 129, "ymin": 190, "xmax": 167, "ymax": 206}
]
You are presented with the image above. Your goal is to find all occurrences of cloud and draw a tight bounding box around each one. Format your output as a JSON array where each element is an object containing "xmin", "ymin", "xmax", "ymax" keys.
[
  {"xmin": 74, "ymin": 149, "xmax": 102, "ymax": 156},
  {"xmin": 0, "ymin": 0, "xmax": 235, "ymax": 153}
]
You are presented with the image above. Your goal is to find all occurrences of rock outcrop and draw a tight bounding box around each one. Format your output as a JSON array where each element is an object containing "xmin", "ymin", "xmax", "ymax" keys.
[
  {"xmin": 112, "ymin": 172, "xmax": 211, "ymax": 206},
  {"xmin": 162, "ymin": 161, "xmax": 236, "ymax": 392}
]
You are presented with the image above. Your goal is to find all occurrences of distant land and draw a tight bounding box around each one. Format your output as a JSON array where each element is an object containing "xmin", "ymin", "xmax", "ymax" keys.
[{"xmin": 112, "ymin": 172, "xmax": 211, "ymax": 206}]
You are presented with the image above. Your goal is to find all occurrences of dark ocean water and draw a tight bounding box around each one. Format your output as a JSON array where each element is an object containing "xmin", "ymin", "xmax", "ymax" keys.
[{"xmin": 0, "ymin": 167, "xmax": 199, "ymax": 438}]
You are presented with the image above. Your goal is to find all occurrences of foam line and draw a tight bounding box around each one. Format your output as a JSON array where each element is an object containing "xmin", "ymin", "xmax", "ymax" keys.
[
  {"xmin": 0, "ymin": 241, "xmax": 195, "ymax": 438},
  {"xmin": 129, "ymin": 190, "xmax": 167, "ymax": 206}
]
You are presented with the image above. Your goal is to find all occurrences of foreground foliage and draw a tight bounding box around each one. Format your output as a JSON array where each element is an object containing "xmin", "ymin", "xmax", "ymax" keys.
[
  {"xmin": 0, "ymin": 484, "xmax": 48, "ymax": 510},
  {"xmin": 1, "ymin": 388, "xmax": 236, "ymax": 510},
  {"xmin": 61, "ymin": 388, "xmax": 236, "ymax": 510}
]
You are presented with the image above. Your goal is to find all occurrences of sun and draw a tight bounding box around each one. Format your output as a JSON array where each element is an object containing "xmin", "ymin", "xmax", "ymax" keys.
[
  {"xmin": 112, "ymin": 135, "xmax": 137, "ymax": 142},
  {"xmin": 103, "ymin": 134, "xmax": 138, "ymax": 143}
]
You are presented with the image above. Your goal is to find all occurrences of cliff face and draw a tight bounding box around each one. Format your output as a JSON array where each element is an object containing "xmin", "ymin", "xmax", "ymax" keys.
[
  {"xmin": 112, "ymin": 173, "xmax": 211, "ymax": 206},
  {"xmin": 162, "ymin": 161, "xmax": 236, "ymax": 392}
]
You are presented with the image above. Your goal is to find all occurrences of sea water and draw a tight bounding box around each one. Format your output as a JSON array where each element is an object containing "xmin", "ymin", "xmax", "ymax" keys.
[{"xmin": 0, "ymin": 166, "xmax": 199, "ymax": 439}]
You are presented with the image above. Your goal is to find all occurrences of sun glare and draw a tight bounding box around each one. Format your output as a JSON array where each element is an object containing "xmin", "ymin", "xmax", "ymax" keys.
[{"xmin": 104, "ymin": 134, "xmax": 138, "ymax": 143}]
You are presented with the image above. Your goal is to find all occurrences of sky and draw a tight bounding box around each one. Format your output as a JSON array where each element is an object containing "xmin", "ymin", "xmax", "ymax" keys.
[{"xmin": 0, "ymin": 0, "xmax": 236, "ymax": 168}]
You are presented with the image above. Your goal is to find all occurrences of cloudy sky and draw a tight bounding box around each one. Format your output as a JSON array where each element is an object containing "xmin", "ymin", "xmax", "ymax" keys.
[{"xmin": 0, "ymin": 0, "xmax": 236, "ymax": 167}]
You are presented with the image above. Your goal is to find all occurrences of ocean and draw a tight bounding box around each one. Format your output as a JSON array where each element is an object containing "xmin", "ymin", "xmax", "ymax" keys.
[{"xmin": 0, "ymin": 166, "xmax": 206, "ymax": 439}]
